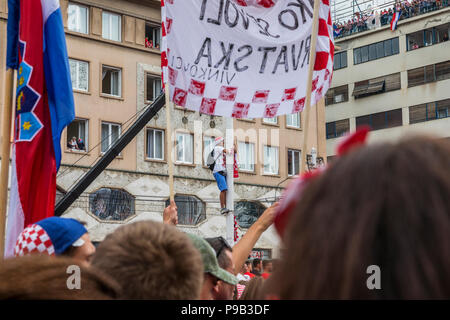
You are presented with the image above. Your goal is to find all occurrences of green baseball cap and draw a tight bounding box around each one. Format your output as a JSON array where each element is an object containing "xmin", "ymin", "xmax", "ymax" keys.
[{"xmin": 187, "ymin": 233, "xmax": 238, "ymax": 286}]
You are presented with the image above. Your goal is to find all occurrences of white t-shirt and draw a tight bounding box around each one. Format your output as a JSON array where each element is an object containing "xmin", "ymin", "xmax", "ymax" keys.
[
  {"xmin": 237, "ymin": 273, "xmax": 250, "ymax": 282},
  {"xmin": 213, "ymin": 146, "xmax": 225, "ymax": 173}
]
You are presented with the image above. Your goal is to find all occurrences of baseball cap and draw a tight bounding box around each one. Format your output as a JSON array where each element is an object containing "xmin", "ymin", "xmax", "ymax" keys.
[
  {"xmin": 187, "ymin": 233, "xmax": 238, "ymax": 286},
  {"xmin": 14, "ymin": 217, "xmax": 88, "ymax": 257}
]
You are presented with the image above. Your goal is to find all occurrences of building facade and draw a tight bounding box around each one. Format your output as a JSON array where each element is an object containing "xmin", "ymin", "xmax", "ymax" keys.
[
  {"xmin": 326, "ymin": 7, "xmax": 450, "ymax": 160},
  {"xmin": 0, "ymin": 0, "xmax": 327, "ymax": 258}
]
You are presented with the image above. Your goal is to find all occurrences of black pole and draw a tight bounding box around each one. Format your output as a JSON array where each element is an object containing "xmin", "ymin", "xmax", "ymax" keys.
[{"xmin": 55, "ymin": 92, "xmax": 166, "ymax": 216}]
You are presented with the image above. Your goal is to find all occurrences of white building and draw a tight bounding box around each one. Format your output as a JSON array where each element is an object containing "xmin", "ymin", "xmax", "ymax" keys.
[{"xmin": 326, "ymin": 7, "xmax": 450, "ymax": 159}]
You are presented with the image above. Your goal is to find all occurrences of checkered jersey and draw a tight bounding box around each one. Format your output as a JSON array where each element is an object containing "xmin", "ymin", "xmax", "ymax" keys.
[{"xmin": 14, "ymin": 224, "xmax": 55, "ymax": 257}]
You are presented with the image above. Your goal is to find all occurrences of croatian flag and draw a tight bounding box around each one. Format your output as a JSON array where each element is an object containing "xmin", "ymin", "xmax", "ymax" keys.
[
  {"xmin": 5, "ymin": 0, "xmax": 75, "ymax": 257},
  {"xmin": 390, "ymin": 10, "xmax": 400, "ymax": 31}
]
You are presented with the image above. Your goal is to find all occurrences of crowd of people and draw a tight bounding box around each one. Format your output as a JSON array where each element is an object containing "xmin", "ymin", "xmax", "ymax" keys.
[
  {"xmin": 0, "ymin": 134, "xmax": 450, "ymax": 299},
  {"xmin": 333, "ymin": 0, "xmax": 449, "ymax": 39}
]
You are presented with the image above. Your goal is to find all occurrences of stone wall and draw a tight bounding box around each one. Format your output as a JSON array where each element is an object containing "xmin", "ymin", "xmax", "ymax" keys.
[{"xmin": 58, "ymin": 166, "xmax": 281, "ymax": 257}]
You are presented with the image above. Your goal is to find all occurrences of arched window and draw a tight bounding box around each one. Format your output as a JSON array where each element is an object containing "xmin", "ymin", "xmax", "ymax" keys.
[
  {"xmin": 234, "ymin": 201, "xmax": 267, "ymax": 229},
  {"xmin": 89, "ymin": 188, "xmax": 135, "ymax": 221},
  {"xmin": 166, "ymin": 195, "xmax": 206, "ymax": 225}
]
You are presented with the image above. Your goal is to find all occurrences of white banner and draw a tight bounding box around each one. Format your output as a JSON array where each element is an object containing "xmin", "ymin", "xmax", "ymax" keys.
[{"xmin": 162, "ymin": 0, "xmax": 334, "ymax": 119}]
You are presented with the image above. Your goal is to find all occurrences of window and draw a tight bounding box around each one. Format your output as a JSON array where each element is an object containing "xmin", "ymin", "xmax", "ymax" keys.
[
  {"xmin": 102, "ymin": 66, "xmax": 121, "ymax": 97},
  {"xmin": 263, "ymin": 117, "xmax": 278, "ymax": 125},
  {"xmin": 238, "ymin": 141, "xmax": 255, "ymax": 172},
  {"xmin": 286, "ymin": 113, "xmax": 301, "ymax": 128},
  {"xmin": 146, "ymin": 129, "xmax": 164, "ymax": 160},
  {"xmin": 165, "ymin": 195, "xmax": 206, "ymax": 225},
  {"xmin": 145, "ymin": 23, "xmax": 161, "ymax": 50},
  {"xmin": 325, "ymin": 85, "xmax": 349, "ymax": 106},
  {"xmin": 326, "ymin": 119, "xmax": 350, "ymax": 139},
  {"xmin": 69, "ymin": 59, "xmax": 89, "ymax": 92},
  {"xmin": 406, "ymin": 23, "xmax": 450, "ymax": 51},
  {"xmin": 89, "ymin": 188, "xmax": 135, "ymax": 221},
  {"xmin": 354, "ymin": 38, "xmax": 399, "ymax": 65},
  {"xmin": 263, "ymin": 146, "xmax": 279, "ymax": 175},
  {"xmin": 203, "ymin": 136, "xmax": 215, "ymax": 165},
  {"xmin": 67, "ymin": 3, "xmax": 89, "ymax": 34},
  {"xmin": 146, "ymin": 74, "xmax": 162, "ymax": 102},
  {"xmin": 437, "ymin": 99, "xmax": 450, "ymax": 119},
  {"xmin": 356, "ymin": 109, "xmax": 403, "ymax": 131},
  {"xmin": 408, "ymin": 61, "xmax": 450, "ymax": 87},
  {"xmin": 176, "ymin": 132, "xmax": 193, "ymax": 164},
  {"xmin": 353, "ymin": 73, "xmax": 400, "ymax": 99},
  {"xmin": 67, "ymin": 119, "xmax": 88, "ymax": 152},
  {"xmin": 287, "ymin": 149, "xmax": 300, "ymax": 176},
  {"xmin": 435, "ymin": 61, "xmax": 450, "ymax": 81},
  {"xmin": 334, "ymin": 51, "xmax": 347, "ymax": 70},
  {"xmin": 410, "ymin": 99, "xmax": 450, "ymax": 124},
  {"xmin": 101, "ymin": 122, "xmax": 121, "ymax": 153},
  {"xmin": 234, "ymin": 201, "xmax": 266, "ymax": 229},
  {"xmin": 327, "ymin": 155, "xmax": 337, "ymax": 163},
  {"xmin": 102, "ymin": 11, "xmax": 121, "ymax": 42}
]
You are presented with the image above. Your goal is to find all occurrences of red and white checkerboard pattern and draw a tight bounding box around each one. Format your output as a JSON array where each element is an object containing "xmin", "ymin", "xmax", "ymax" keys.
[
  {"xmin": 161, "ymin": 0, "xmax": 334, "ymax": 118},
  {"xmin": 14, "ymin": 224, "xmax": 55, "ymax": 257}
]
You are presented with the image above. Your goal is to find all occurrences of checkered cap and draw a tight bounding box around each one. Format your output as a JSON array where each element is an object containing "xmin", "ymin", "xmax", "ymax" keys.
[{"xmin": 14, "ymin": 224, "xmax": 55, "ymax": 257}]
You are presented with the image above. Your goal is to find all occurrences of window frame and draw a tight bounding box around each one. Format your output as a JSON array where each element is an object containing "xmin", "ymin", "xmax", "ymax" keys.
[
  {"xmin": 356, "ymin": 109, "xmax": 403, "ymax": 131},
  {"xmin": 333, "ymin": 51, "xmax": 347, "ymax": 70},
  {"xmin": 238, "ymin": 141, "xmax": 256, "ymax": 173},
  {"xmin": 67, "ymin": 2, "xmax": 89, "ymax": 35},
  {"xmin": 101, "ymin": 65, "xmax": 122, "ymax": 98},
  {"xmin": 203, "ymin": 135, "xmax": 216, "ymax": 166},
  {"xmin": 286, "ymin": 113, "xmax": 301, "ymax": 128},
  {"xmin": 66, "ymin": 118, "xmax": 89, "ymax": 153},
  {"xmin": 325, "ymin": 84, "xmax": 349, "ymax": 106},
  {"xmin": 69, "ymin": 58, "xmax": 89, "ymax": 92},
  {"xmin": 166, "ymin": 194, "xmax": 206, "ymax": 226},
  {"xmin": 102, "ymin": 11, "xmax": 122, "ymax": 42},
  {"xmin": 326, "ymin": 119, "xmax": 350, "ymax": 139},
  {"xmin": 100, "ymin": 121, "xmax": 121, "ymax": 154},
  {"xmin": 408, "ymin": 60, "xmax": 450, "ymax": 88},
  {"xmin": 175, "ymin": 132, "xmax": 194, "ymax": 164},
  {"xmin": 145, "ymin": 128, "xmax": 165, "ymax": 161},
  {"xmin": 145, "ymin": 23, "xmax": 162, "ymax": 50},
  {"xmin": 354, "ymin": 37, "xmax": 399, "ymax": 65},
  {"xmin": 145, "ymin": 73, "xmax": 162, "ymax": 103},
  {"xmin": 262, "ymin": 117, "xmax": 278, "ymax": 125},
  {"xmin": 287, "ymin": 149, "xmax": 301, "ymax": 177},
  {"xmin": 263, "ymin": 145, "xmax": 279, "ymax": 175}
]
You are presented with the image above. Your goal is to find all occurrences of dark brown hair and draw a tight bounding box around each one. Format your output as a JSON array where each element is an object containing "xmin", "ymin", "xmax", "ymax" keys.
[
  {"xmin": 266, "ymin": 136, "xmax": 450, "ymax": 299},
  {"xmin": 91, "ymin": 221, "xmax": 203, "ymax": 300},
  {"xmin": 0, "ymin": 255, "xmax": 120, "ymax": 300},
  {"xmin": 205, "ymin": 237, "xmax": 233, "ymax": 270},
  {"xmin": 240, "ymin": 276, "xmax": 265, "ymax": 300}
]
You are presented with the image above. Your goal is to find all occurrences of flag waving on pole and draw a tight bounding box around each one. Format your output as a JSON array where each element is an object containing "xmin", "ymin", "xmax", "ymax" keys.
[
  {"xmin": 161, "ymin": 0, "xmax": 334, "ymax": 119},
  {"xmin": 390, "ymin": 9, "xmax": 400, "ymax": 31},
  {"xmin": 5, "ymin": 0, "xmax": 75, "ymax": 257}
]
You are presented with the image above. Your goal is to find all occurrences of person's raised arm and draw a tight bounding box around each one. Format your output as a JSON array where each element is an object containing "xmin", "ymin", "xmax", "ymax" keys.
[
  {"xmin": 232, "ymin": 202, "xmax": 279, "ymax": 275},
  {"xmin": 163, "ymin": 200, "xmax": 178, "ymax": 226}
]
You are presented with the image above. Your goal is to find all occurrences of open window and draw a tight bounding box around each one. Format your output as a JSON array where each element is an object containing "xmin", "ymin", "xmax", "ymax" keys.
[{"xmin": 145, "ymin": 23, "xmax": 161, "ymax": 50}]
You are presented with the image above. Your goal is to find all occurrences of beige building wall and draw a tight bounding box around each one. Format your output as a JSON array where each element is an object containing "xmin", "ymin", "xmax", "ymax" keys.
[
  {"xmin": 327, "ymin": 8, "xmax": 450, "ymax": 156},
  {"xmin": 0, "ymin": 0, "xmax": 328, "ymax": 256}
]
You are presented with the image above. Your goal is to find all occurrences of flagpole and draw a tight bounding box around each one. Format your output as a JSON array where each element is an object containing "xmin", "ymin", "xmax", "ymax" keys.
[
  {"xmin": 165, "ymin": 87, "xmax": 175, "ymax": 202},
  {"xmin": 300, "ymin": 0, "xmax": 321, "ymax": 174},
  {"xmin": 225, "ymin": 117, "xmax": 234, "ymax": 247},
  {"xmin": 0, "ymin": 69, "xmax": 15, "ymax": 258}
]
